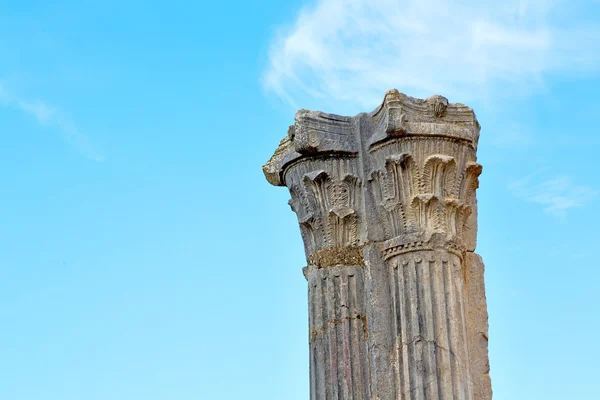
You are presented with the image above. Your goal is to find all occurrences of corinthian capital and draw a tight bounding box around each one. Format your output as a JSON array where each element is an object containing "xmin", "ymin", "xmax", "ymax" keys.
[{"xmin": 264, "ymin": 89, "xmax": 482, "ymax": 263}]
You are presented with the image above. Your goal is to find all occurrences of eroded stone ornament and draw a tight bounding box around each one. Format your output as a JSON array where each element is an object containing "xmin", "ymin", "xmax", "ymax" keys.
[{"xmin": 263, "ymin": 89, "xmax": 492, "ymax": 400}]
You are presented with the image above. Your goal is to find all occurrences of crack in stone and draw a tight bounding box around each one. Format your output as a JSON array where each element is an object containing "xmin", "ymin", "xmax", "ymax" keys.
[{"xmin": 397, "ymin": 336, "xmax": 458, "ymax": 359}]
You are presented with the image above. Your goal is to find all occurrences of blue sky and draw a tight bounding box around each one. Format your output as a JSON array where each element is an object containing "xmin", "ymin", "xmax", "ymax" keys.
[{"xmin": 0, "ymin": 1, "xmax": 599, "ymax": 399}]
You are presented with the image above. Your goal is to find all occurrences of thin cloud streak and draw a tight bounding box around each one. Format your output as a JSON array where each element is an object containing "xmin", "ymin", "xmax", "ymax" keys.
[
  {"xmin": 509, "ymin": 174, "xmax": 597, "ymax": 216},
  {"xmin": 263, "ymin": 0, "xmax": 600, "ymax": 108},
  {"xmin": 0, "ymin": 82, "xmax": 104, "ymax": 162}
]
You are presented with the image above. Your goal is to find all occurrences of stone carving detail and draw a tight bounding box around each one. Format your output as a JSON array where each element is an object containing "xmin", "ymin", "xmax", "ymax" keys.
[
  {"xmin": 293, "ymin": 110, "xmax": 357, "ymax": 154},
  {"xmin": 288, "ymin": 170, "xmax": 362, "ymax": 255},
  {"xmin": 370, "ymin": 153, "xmax": 482, "ymax": 244},
  {"xmin": 263, "ymin": 90, "xmax": 491, "ymax": 400},
  {"xmin": 428, "ymin": 94, "xmax": 449, "ymax": 118},
  {"xmin": 369, "ymin": 154, "xmax": 415, "ymax": 237}
]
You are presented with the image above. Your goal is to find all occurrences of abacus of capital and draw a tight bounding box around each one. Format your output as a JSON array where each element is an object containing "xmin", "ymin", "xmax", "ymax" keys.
[{"xmin": 263, "ymin": 90, "xmax": 492, "ymax": 400}]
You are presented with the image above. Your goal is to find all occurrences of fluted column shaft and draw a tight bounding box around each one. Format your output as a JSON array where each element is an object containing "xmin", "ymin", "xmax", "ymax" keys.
[
  {"xmin": 387, "ymin": 251, "xmax": 471, "ymax": 399},
  {"xmin": 307, "ymin": 266, "xmax": 370, "ymax": 400}
]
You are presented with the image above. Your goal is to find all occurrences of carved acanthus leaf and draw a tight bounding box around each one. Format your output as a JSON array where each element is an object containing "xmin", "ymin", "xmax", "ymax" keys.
[
  {"xmin": 290, "ymin": 170, "xmax": 362, "ymax": 250},
  {"xmin": 423, "ymin": 154, "xmax": 455, "ymax": 196},
  {"xmin": 461, "ymin": 162, "xmax": 483, "ymax": 204}
]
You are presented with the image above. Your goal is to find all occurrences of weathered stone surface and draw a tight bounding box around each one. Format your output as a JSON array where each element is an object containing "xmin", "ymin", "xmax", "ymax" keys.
[
  {"xmin": 264, "ymin": 89, "xmax": 492, "ymax": 399},
  {"xmin": 465, "ymin": 253, "xmax": 492, "ymax": 400}
]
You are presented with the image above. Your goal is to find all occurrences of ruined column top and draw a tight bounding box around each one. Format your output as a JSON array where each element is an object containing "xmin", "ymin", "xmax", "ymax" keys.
[
  {"xmin": 263, "ymin": 89, "xmax": 481, "ymax": 186},
  {"xmin": 262, "ymin": 89, "xmax": 491, "ymax": 400}
]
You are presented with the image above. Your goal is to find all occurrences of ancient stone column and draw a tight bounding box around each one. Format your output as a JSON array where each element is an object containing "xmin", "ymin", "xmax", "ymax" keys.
[{"xmin": 263, "ymin": 90, "xmax": 492, "ymax": 400}]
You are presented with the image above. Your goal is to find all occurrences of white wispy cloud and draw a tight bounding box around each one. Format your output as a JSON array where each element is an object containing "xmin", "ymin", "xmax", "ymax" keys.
[
  {"xmin": 263, "ymin": 0, "xmax": 600, "ymax": 108},
  {"xmin": 16, "ymin": 99, "xmax": 57, "ymax": 125},
  {"xmin": 509, "ymin": 174, "xmax": 597, "ymax": 216},
  {"xmin": 0, "ymin": 82, "xmax": 104, "ymax": 162}
]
